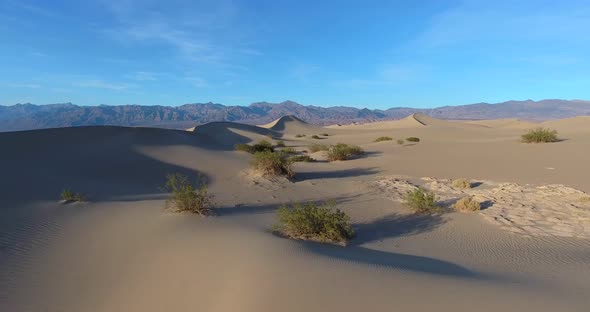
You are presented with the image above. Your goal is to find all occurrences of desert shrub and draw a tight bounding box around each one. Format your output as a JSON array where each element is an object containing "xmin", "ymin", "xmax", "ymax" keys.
[
  {"xmin": 453, "ymin": 196, "xmax": 481, "ymax": 212},
  {"xmin": 452, "ymin": 178, "xmax": 472, "ymax": 189},
  {"xmin": 374, "ymin": 136, "xmax": 393, "ymax": 142},
  {"xmin": 163, "ymin": 173, "xmax": 213, "ymax": 215},
  {"xmin": 311, "ymin": 135, "xmax": 321, "ymax": 139},
  {"xmin": 295, "ymin": 134, "xmax": 306, "ymax": 138},
  {"xmin": 290, "ymin": 155, "xmax": 316, "ymax": 162},
  {"xmin": 251, "ymin": 151, "xmax": 294, "ymax": 178},
  {"xmin": 275, "ymin": 201, "xmax": 355, "ymax": 244},
  {"xmin": 276, "ymin": 140, "xmax": 286, "ymax": 147},
  {"xmin": 403, "ymin": 188, "xmax": 442, "ymax": 213},
  {"xmin": 309, "ymin": 143, "xmax": 329, "ymax": 152},
  {"xmin": 579, "ymin": 196, "xmax": 590, "ymax": 203},
  {"xmin": 235, "ymin": 140, "xmax": 274, "ymax": 154},
  {"xmin": 397, "ymin": 139, "xmax": 404, "ymax": 145},
  {"xmin": 327, "ymin": 143, "xmax": 364, "ymax": 161},
  {"xmin": 521, "ymin": 128, "xmax": 559, "ymax": 143},
  {"xmin": 60, "ymin": 189, "xmax": 85, "ymax": 202},
  {"xmin": 281, "ymin": 147, "xmax": 297, "ymax": 154},
  {"xmin": 321, "ymin": 133, "xmax": 330, "ymax": 136},
  {"xmin": 406, "ymin": 137, "xmax": 420, "ymax": 142}
]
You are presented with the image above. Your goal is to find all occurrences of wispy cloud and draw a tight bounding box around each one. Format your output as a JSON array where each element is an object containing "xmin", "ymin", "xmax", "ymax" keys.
[
  {"xmin": 184, "ymin": 76, "xmax": 208, "ymax": 88},
  {"xmin": 5, "ymin": 1, "xmax": 58, "ymax": 18},
  {"xmin": 290, "ymin": 63, "xmax": 320, "ymax": 81},
  {"xmin": 1, "ymin": 83, "xmax": 41, "ymax": 89},
  {"xmin": 74, "ymin": 79, "xmax": 132, "ymax": 90},
  {"xmin": 127, "ymin": 71, "xmax": 161, "ymax": 81}
]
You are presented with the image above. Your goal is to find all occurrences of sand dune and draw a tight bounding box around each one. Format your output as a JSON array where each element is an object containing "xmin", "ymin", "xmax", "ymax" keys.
[{"xmin": 1, "ymin": 116, "xmax": 590, "ymax": 311}]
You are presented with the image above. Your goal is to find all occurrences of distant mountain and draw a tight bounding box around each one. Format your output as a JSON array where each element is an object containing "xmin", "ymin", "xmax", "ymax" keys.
[{"xmin": 0, "ymin": 99, "xmax": 589, "ymax": 132}]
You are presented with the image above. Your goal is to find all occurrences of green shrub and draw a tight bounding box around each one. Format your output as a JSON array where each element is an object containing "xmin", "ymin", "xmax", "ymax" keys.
[
  {"xmin": 163, "ymin": 173, "xmax": 213, "ymax": 215},
  {"xmin": 290, "ymin": 155, "xmax": 316, "ymax": 162},
  {"xmin": 309, "ymin": 143, "xmax": 329, "ymax": 153},
  {"xmin": 396, "ymin": 139, "xmax": 404, "ymax": 145},
  {"xmin": 453, "ymin": 196, "xmax": 481, "ymax": 212},
  {"xmin": 60, "ymin": 189, "xmax": 85, "ymax": 203},
  {"xmin": 276, "ymin": 140, "xmax": 286, "ymax": 147},
  {"xmin": 403, "ymin": 188, "xmax": 442, "ymax": 213},
  {"xmin": 311, "ymin": 135, "xmax": 321, "ymax": 139},
  {"xmin": 281, "ymin": 147, "xmax": 297, "ymax": 154},
  {"xmin": 275, "ymin": 201, "xmax": 355, "ymax": 244},
  {"xmin": 521, "ymin": 128, "xmax": 559, "ymax": 143},
  {"xmin": 234, "ymin": 140, "xmax": 274, "ymax": 154},
  {"xmin": 327, "ymin": 143, "xmax": 364, "ymax": 161},
  {"xmin": 295, "ymin": 134, "xmax": 306, "ymax": 138},
  {"xmin": 374, "ymin": 136, "xmax": 393, "ymax": 142},
  {"xmin": 406, "ymin": 137, "xmax": 420, "ymax": 142},
  {"xmin": 251, "ymin": 151, "xmax": 294, "ymax": 178},
  {"xmin": 452, "ymin": 178, "xmax": 471, "ymax": 189},
  {"xmin": 234, "ymin": 143, "xmax": 255, "ymax": 153}
]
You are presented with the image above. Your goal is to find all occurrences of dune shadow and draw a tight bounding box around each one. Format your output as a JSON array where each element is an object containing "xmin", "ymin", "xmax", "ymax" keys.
[
  {"xmin": 303, "ymin": 241, "xmax": 480, "ymax": 279},
  {"xmin": 480, "ymin": 200, "xmax": 494, "ymax": 210},
  {"xmin": 353, "ymin": 213, "xmax": 446, "ymax": 245},
  {"xmin": 294, "ymin": 167, "xmax": 379, "ymax": 181},
  {"xmin": 193, "ymin": 122, "xmax": 282, "ymax": 151},
  {"xmin": 470, "ymin": 182, "xmax": 484, "ymax": 188}
]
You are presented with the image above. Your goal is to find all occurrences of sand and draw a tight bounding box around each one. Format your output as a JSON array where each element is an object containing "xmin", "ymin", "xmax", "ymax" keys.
[{"xmin": 1, "ymin": 116, "xmax": 589, "ymax": 311}]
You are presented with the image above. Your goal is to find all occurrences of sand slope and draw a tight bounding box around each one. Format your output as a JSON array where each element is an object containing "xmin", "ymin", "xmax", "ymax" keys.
[{"xmin": 1, "ymin": 117, "xmax": 590, "ymax": 311}]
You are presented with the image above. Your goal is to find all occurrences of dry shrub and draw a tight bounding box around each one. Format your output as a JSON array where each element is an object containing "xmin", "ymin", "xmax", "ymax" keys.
[
  {"xmin": 453, "ymin": 196, "xmax": 481, "ymax": 212},
  {"xmin": 403, "ymin": 188, "xmax": 442, "ymax": 213},
  {"xmin": 452, "ymin": 178, "xmax": 472, "ymax": 189},
  {"xmin": 521, "ymin": 128, "xmax": 559, "ymax": 143},
  {"xmin": 309, "ymin": 143, "xmax": 329, "ymax": 152},
  {"xmin": 327, "ymin": 143, "xmax": 364, "ymax": 161},
  {"xmin": 251, "ymin": 151, "xmax": 294, "ymax": 178},
  {"xmin": 163, "ymin": 173, "xmax": 213, "ymax": 215},
  {"xmin": 60, "ymin": 189, "xmax": 85, "ymax": 203},
  {"xmin": 406, "ymin": 137, "xmax": 420, "ymax": 142},
  {"xmin": 290, "ymin": 155, "xmax": 315, "ymax": 162},
  {"xmin": 374, "ymin": 136, "xmax": 393, "ymax": 142}
]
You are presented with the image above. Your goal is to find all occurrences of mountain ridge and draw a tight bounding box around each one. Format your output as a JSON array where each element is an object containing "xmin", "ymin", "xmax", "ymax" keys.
[{"xmin": 1, "ymin": 99, "xmax": 589, "ymax": 132}]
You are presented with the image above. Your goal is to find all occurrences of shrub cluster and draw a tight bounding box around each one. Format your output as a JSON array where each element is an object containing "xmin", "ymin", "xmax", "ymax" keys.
[
  {"xmin": 321, "ymin": 133, "xmax": 330, "ymax": 137},
  {"xmin": 374, "ymin": 136, "xmax": 393, "ymax": 142},
  {"xmin": 275, "ymin": 140, "xmax": 286, "ymax": 147},
  {"xmin": 406, "ymin": 137, "xmax": 420, "ymax": 142},
  {"xmin": 327, "ymin": 143, "xmax": 364, "ymax": 161},
  {"xmin": 163, "ymin": 173, "xmax": 213, "ymax": 215},
  {"xmin": 281, "ymin": 147, "xmax": 297, "ymax": 154},
  {"xmin": 453, "ymin": 196, "xmax": 481, "ymax": 212},
  {"xmin": 275, "ymin": 201, "xmax": 355, "ymax": 244},
  {"xmin": 234, "ymin": 140, "xmax": 275, "ymax": 154},
  {"xmin": 308, "ymin": 143, "xmax": 329, "ymax": 153},
  {"xmin": 251, "ymin": 151, "xmax": 294, "ymax": 178},
  {"xmin": 295, "ymin": 134, "xmax": 306, "ymax": 138},
  {"xmin": 403, "ymin": 188, "xmax": 442, "ymax": 213},
  {"xmin": 311, "ymin": 135, "xmax": 321, "ymax": 139},
  {"xmin": 290, "ymin": 155, "xmax": 315, "ymax": 162},
  {"xmin": 452, "ymin": 178, "xmax": 472, "ymax": 189},
  {"xmin": 521, "ymin": 128, "xmax": 559, "ymax": 143},
  {"xmin": 60, "ymin": 189, "xmax": 85, "ymax": 203}
]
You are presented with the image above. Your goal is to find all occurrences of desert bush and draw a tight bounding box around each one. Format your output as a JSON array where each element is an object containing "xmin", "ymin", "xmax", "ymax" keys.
[
  {"xmin": 309, "ymin": 143, "xmax": 329, "ymax": 152},
  {"xmin": 321, "ymin": 133, "xmax": 330, "ymax": 136},
  {"xmin": 290, "ymin": 155, "xmax": 316, "ymax": 162},
  {"xmin": 327, "ymin": 143, "xmax": 364, "ymax": 161},
  {"xmin": 276, "ymin": 140, "xmax": 286, "ymax": 147},
  {"xmin": 275, "ymin": 201, "xmax": 355, "ymax": 244},
  {"xmin": 251, "ymin": 151, "xmax": 294, "ymax": 178},
  {"xmin": 60, "ymin": 189, "xmax": 85, "ymax": 202},
  {"xmin": 295, "ymin": 134, "xmax": 306, "ymax": 138},
  {"xmin": 397, "ymin": 139, "xmax": 404, "ymax": 145},
  {"xmin": 163, "ymin": 173, "xmax": 213, "ymax": 215},
  {"xmin": 403, "ymin": 188, "xmax": 442, "ymax": 213},
  {"xmin": 521, "ymin": 128, "xmax": 559, "ymax": 143},
  {"xmin": 234, "ymin": 140, "xmax": 274, "ymax": 154},
  {"xmin": 406, "ymin": 137, "xmax": 420, "ymax": 142},
  {"xmin": 374, "ymin": 136, "xmax": 393, "ymax": 142},
  {"xmin": 234, "ymin": 143, "xmax": 255, "ymax": 153},
  {"xmin": 311, "ymin": 135, "xmax": 321, "ymax": 139},
  {"xmin": 281, "ymin": 147, "xmax": 297, "ymax": 154},
  {"xmin": 579, "ymin": 196, "xmax": 590, "ymax": 203},
  {"xmin": 453, "ymin": 196, "xmax": 481, "ymax": 212},
  {"xmin": 452, "ymin": 178, "xmax": 472, "ymax": 189}
]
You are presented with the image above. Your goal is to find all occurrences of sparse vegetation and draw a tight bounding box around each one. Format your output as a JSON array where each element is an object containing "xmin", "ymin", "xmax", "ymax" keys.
[
  {"xmin": 579, "ymin": 196, "xmax": 590, "ymax": 203},
  {"xmin": 251, "ymin": 151, "xmax": 294, "ymax": 178},
  {"xmin": 321, "ymin": 133, "xmax": 330, "ymax": 136},
  {"xmin": 281, "ymin": 147, "xmax": 297, "ymax": 154},
  {"xmin": 295, "ymin": 134, "xmax": 306, "ymax": 138},
  {"xmin": 397, "ymin": 139, "xmax": 404, "ymax": 145},
  {"xmin": 276, "ymin": 140, "xmax": 286, "ymax": 147},
  {"xmin": 453, "ymin": 196, "xmax": 481, "ymax": 212},
  {"xmin": 521, "ymin": 128, "xmax": 559, "ymax": 143},
  {"xmin": 309, "ymin": 143, "xmax": 329, "ymax": 152},
  {"xmin": 403, "ymin": 188, "xmax": 442, "ymax": 213},
  {"xmin": 452, "ymin": 178, "xmax": 472, "ymax": 189},
  {"xmin": 275, "ymin": 201, "xmax": 355, "ymax": 244},
  {"xmin": 374, "ymin": 136, "xmax": 393, "ymax": 142},
  {"xmin": 311, "ymin": 135, "xmax": 321, "ymax": 139},
  {"xmin": 290, "ymin": 155, "xmax": 315, "ymax": 162},
  {"xmin": 327, "ymin": 143, "xmax": 364, "ymax": 161},
  {"xmin": 234, "ymin": 140, "xmax": 275, "ymax": 154},
  {"xmin": 60, "ymin": 189, "xmax": 85, "ymax": 203},
  {"xmin": 163, "ymin": 173, "xmax": 213, "ymax": 215},
  {"xmin": 406, "ymin": 137, "xmax": 420, "ymax": 142}
]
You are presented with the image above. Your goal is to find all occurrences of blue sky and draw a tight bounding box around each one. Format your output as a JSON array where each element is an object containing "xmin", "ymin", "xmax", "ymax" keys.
[{"xmin": 1, "ymin": 0, "xmax": 589, "ymax": 108}]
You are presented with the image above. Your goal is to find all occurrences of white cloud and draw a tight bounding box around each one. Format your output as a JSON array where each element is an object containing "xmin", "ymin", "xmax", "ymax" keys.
[{"xmin": 127, "ymin": 71, "xmax": 160, "ymax": 81}]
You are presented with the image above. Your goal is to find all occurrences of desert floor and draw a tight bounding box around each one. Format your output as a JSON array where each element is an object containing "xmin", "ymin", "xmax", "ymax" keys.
[{"xmin": 1, "ymin": 114, "xmax": 589, "ymax": 311}]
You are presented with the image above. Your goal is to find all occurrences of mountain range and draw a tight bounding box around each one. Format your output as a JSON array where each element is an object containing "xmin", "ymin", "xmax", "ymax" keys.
[{"xmin": 1, "ymin": 99, "xmax": 589, "ymax": 132}]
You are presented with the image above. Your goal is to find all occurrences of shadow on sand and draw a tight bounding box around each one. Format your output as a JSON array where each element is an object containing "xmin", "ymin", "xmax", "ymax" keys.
[
  {"xmin": 352, "ymin": 213, "xmax": 446, "ymax": 245},
  {"xmin": 294, "ymin": 167, "xmax": 379, "ymax": 181}
]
